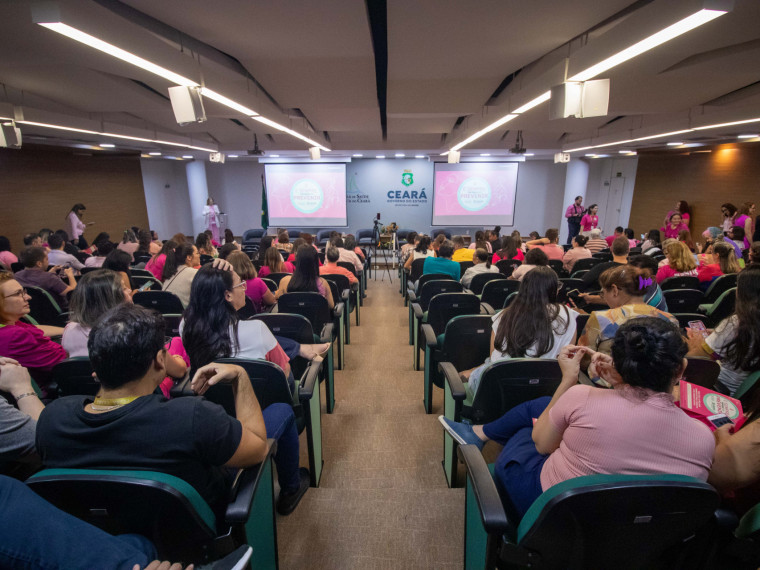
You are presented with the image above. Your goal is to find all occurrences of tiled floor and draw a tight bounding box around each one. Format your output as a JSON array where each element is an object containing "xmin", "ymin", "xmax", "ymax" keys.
[{"xmin": 277, "ymin": 275, "xmax": 464, "ymax": 569}]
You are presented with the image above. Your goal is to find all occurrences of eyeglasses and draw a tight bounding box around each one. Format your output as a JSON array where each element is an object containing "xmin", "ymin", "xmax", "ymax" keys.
[
  {"xmin": 3, "ymin": 288, "xmax": 27, "ymax": 299},
  {"xmin": 232, "ymin": 281, "xmax": 246, "ymax": 290}
]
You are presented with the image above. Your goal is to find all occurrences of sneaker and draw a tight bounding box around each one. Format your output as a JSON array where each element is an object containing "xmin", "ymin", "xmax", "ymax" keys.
[
  {"xmin": 212, "ymin": 545, "xmax": 253, "ymax": 570},
  {"xmin": 276, "ymin": 467, "xmax": 310, "ymax": 516},
  {"xmin": 438, "ymin": 416, "xmax": 484, "ymax": 451}
]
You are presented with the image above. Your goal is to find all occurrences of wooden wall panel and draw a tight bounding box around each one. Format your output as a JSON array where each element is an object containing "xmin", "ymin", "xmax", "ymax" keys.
[
  {"xmin": 629, "ymin": 143, "xmax": 760, "ymax": 240},
  {"xmin": 0, "ymin": 147, "xmax": 148, "ymax": 253}
]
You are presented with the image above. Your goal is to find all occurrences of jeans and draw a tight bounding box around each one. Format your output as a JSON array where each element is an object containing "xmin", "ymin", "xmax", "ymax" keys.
[
  {"xmin": 483, "ymin": 397, "xmax": 552, "ymax": 517},
  {"xmin": 567, "ymin": 220, "xmax": 581, "ymax": 244},
  {"xmin": 0, "ymin": 475, "xmax": 155, "ymax": 570},
  {"xmin": 272, "ymin": 336, "xmax": 298, "ymax": 394},
  {"xmin": 262, "ymin": 403, "xmax": 301, "ymax": 493}
]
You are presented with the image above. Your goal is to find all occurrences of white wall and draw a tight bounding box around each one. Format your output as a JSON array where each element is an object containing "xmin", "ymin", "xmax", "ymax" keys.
[
  {"xmin": 585, "ymin": 157, "xmax": 639, "ymax": 236},
  {"xmin": 140, "ymin": 159, "xmax": 193, "ymax": 239},
  {"xmin": 142, "ymin": 157, "xmax": 571, "ymax": 240}
]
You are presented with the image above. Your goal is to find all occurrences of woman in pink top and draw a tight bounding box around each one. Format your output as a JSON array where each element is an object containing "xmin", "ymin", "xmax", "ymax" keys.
[
  {"xmin": 0, "ymin": 236, "xmax": 18, "ymax": 268},
  {"xmin": 660, "ymin": 213, "xmax": 689, "ymax": 240},
  {"xmin": 440, "ymin": 317, "xmax": 714, "ymax": 516},
  {"xmin": 580, "ymin": 204, "xmax": 599, "ymax": 233},
  {"xmin": 145, "ymin": 240, "xmax": 177, "ymax": 281},
  {"xmin": 258, "ymin": 246, "xmax": 295, "ymax": 278},
  {"xmin": 525, "ymin": 228, "xmax": 564, "ymax": 261},
  {"xmin": 492, "ymin": 236, "xmax": 524, "ymax": 263},
  {"xmin": 734, "ymin": 201, "xmax": 755, "ymax": 249},
  {"xmin": 663, "ymin": 200, "xmax": 691, "ymax": 229},
  {"xmin": 562, "ymin": 234, "xmax": 592, "ymax": 273},
  {"xmin": 227, "ymin": 251, "xmax": 276, "ymax": 313}
]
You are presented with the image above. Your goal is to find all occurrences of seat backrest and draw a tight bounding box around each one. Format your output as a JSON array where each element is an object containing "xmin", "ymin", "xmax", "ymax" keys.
[
  {"xmin": 316, "ymin": 229, "xmax": 338, "ymax": 245},
  {"xmin": 547, "ymin": 259, "xmax": 564, "ymax": 275},
  {"xmin": 418, "ymin": 280, "xmax": 464, "ymax": 311},
  {"xmin": 132, "ymin": 275, "xmax": 162, "ymax": 291},
  {"xmin": 356, "ymin": 228, "xmax": 374, "ymax": 241},
  {"xmin": 671, "ymin": 312, "xmax": 707, "ymax": 330},
  {"xmin": 516, "ymin": 474, "xmax": 718, "ymax": 569},
  {"xmin": 409, "ymin": 257, "xmax": 427, "ymax": 283},
  {"xmin": 571, "ymin": 257, "xmax": 602, "ymax": 272},
  {"xmin": 242, "ymin": 228, "xmax": 265, "ymax": 243},
  {"xmin": 337, "ymin": 261, "xmax": 357, "ymax": 276},
  {"xmin": 51, "ymin": 357, "xmax": 97, "ymax": 397},
  {"xmin": 459, "ymin": 261, "xmax": 474, "ymax": 274},
  {"xmin": 252, "ymin": 314, "xmax": 316, "ymax": 379},
  {"xmin": 10, "ymin": 261, "xmax": 23, "ymax": 273},
  {"xmin": 132, "ymin": 290, "xmax": 184, "ymax": 314},
  {"xmin": 130, "ymin": 268, "xmax": 154, "ymax": 278},
  {"xmin": 415, "ymin": 272, "xmax": 453, "ymax": 294},
  {"xmin": 322, "ymin": 273, "xmax": 350, "ymax": 296},
  {"xmin": 503, "ymin": 291, "xmax": 519, "ymax": 308},
  {"xmin": 481, "ymin": 279, "xmax": 520, "ymax": 310},
  {"xmin": 703, "ymin": 273, "xmax": 738, "ymax": 305},
  {"xmin": 496, "ymin": 259, "xmax": 522, "ymax": 277},
  {"xmin": 25, "ymin": 286, "xmax": 64, "ymax": 325},
  {"xmin": 277, "ymin": 292, "xmax": 331, "ymax": 331},
  {"xmin": 441, "ymin": 315, "xmax": 493, "ymax": 372},
  {"xmin": 468, "ymin": 272, "xmax": 506, "ymax": 295},
  {"xmin": 426, "ymin": 292, "xmax": 480, "ymax": 336},
  {"xmin": 470, "ymin": 359, "xmax": 562, "ymax": 424},
  {"xmin": 683, "ymin": 356, "xmax": 721, "ymax": 389},
  {"xmin": 662, "ymin": 289, "xmax": 704, "ymax": 313},
  {"xmin": 267, "ymin": 272, "xmax": 291, "ymax": 286},
  {"xmin": 660, "ymin": 275, "xmax": 700, "ymax": 291},
  {"xmin": 27, "ymin": 468, "xmax": 217, "ymax": 562},
  {"xmin": 261, "ymin": 277, "xmax": 277, "ymax": 292},
  {"xmin": 592, "ymin": 251, "xmax": 612, "ymax": 261},
  {"xmin": 706, "ymin": 287, "xmax": 736, "ymax": 327},
  {"xmin": 202, "ymin": 358, "xmax": 293, "ymax": 414},
  {"xmin": 557, "ymin": 278, "xmax": 585, "ymax": 303}
]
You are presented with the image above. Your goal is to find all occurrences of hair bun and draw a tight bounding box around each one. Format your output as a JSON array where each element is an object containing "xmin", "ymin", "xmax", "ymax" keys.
[{"xmin": 625, "ymin": 330, "xmax": 650, "ymax": 356}]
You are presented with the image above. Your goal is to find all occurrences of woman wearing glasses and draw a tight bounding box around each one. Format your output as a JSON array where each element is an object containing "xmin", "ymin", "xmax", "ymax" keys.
[{"xmin": 0, "ymin": 273, "xmax": 67, "ymax": 391}]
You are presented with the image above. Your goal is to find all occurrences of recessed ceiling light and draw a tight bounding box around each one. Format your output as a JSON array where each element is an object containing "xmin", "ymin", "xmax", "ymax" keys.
[
  {"xmin": 99, "ymin": 143, "xmax": 115, "ymax": 148},
  {"xmin": 270, "ymin": 154, "xmax": 280, "ymax": 158},
  {"xmin": 375, "ymin": 155, "xmax": 386, "ymax": 159},
  {"xmin": 353, "ymin": 153, "xmax": 363, "ymax": 157},
  {"xmin": 524, "ymin": 153, "xmax": 535, "ymax": 157},
  {"xmin": 182, "ymin": 155, "xmax": 193, "ymax": 159},
  {"xmin": 415, "ymin": 155, "xmax": 425, "ymax": 159},
  {"xmin": 480, "ymin": 153, "xmax": 491, "ymax": 157},
  {"xmin": 148, "ymin": 152, "xmax": 161, "ymax": 156},
  {"xmin": 666, "ymin": 142, "xmax": 683, "ymax": 146},
  {"xmin": 738, "ymin": 134, "xmax": 758, "ymax": 139},
  {"xmin": 395, "ymin": 153, "xmax": 405, "ymax": 158},
  {"xmin": 228, "ymin": 154, "xmax": 239, "ymax": 158}
]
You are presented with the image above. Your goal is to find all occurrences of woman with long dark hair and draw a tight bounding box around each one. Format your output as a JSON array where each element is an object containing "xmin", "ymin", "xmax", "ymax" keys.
[
  {"xmin": 467, "ymin": 230, "xmax": 491, "ymax": 252},
  {"xmin": 404, "ymin": 235, "xmax": 433, "ymax": 270},
  {"xmin": 492, "ymin": 236, "xmax": 524, "ymax": 263},
  {"xmin": 460, "ymin": 248, "xmax": 499, "ymax": 289},
  {"xmin": 441, "ymin": 317, "xmax": 714, "ymax": 517},
  {"xmin": 460, "ymin": 267, "xmax": 578, "ymax": 395},
  {"xmin": 103, "ymin": 249, "xmax": 135, "ymax": 294},
  {"xmin": 196, "ymin": 232, "xmax": 218, "ymax": 258},
  {"xmin": 735, "ymin": 202, "xmax": 756, "ymax": 249},
  {"xmin": 161, "ymin": 243, "xmax": 199, "ymax": 307},
  {"xmin": 145, "ymin": 239, "xmax": 177, "ymax": 281},
  {"xmin": 687, "ymin": 265, "xmax": 760, "ymax": 395},
  {"xmin": 66, "ymin": 203, "xmax": 93, "ymax": 249},
  {"xmin": 641, "ymin": 229, "xmax": 661, "ymax": 254},
  {"xmin": 181, "ymin": 265, "xmax": 310, "ymax": 514},
  {"xmin": 580, "ymin": 204, "xmax": 599, "ymax": 235},
  {"xmin": 116, "ymin": 229, "xmax": 139, "ymax": 261},
  {"xmin": 275, "ymin": 246, "xmax": 334, "ymax": 309},
  {"xmin": 258, "ymin": 246, "xmax": 294, "ymax": 278}
]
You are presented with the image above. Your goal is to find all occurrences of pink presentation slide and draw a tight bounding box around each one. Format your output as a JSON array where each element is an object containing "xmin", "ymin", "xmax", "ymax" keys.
[
  {"xmin": 432, "ymin": 163, "xmax": 518, "ymax": 226},
  {"xmin": 265, "ymin": 164, "xmax": 347, "ymax": 226}
]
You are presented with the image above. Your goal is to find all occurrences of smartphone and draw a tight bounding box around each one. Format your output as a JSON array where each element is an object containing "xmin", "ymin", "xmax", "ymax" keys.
[
  {"xmin": 640, "ymin": 233, "xmax": 645, "ymax": 241},
  {"xmin": 567, "ymin": 289, "xmax": 587, "ymax": 308},
  {"xmin": 137, "ymin": 281, "xmax": 153, "ymax": 292},
  {"xmin": 688, "ymin": 320, "xmax": 709, "ymax": 339},
  {"xmin": 707, "ymin": 414, "xmax": 733, "ymax": 429}
]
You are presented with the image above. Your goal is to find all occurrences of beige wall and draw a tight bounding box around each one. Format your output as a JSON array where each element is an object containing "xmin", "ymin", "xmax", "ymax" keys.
[
  {"xmin": 629, "ymin": 142, "xmax": 760, "ymax": 240},
  {"xmin": 0, "ymin": 147, "xmax": 148, "ymax": 254}
]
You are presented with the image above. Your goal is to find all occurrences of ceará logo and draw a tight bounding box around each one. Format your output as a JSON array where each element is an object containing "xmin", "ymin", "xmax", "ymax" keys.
[
  {"xmin": 290, "ymin": 179, "xmax": 324, "ymax": 213},
  {"xmin": 457, "ymin": 176, "xmax": 491, "ymax": 211}
]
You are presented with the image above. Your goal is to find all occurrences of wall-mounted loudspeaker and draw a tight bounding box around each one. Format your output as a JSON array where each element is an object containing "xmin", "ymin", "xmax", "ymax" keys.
[
  {"xmin": 0, "ymin": 122, "xmax": 21, "ymax": 148},
  {"xmin": 168, "ymin": 86, "xmax": 207, "ymax": 125},
  {"xmin": 309, "ymin": 147, "xmax": 321, "ymax": 160},
  {"xmin": 550, "ymin": 79, "xmax": 610, "ymax": 119},
  {"xmin": 447, "ymin": 150, "xmax": 461, "ymax": 164}
]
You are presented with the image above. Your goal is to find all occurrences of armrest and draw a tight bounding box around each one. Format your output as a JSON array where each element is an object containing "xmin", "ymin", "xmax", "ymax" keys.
[
  {"xmin": 225, "ymin": 438, "xmax": 278, "ymax": 524},
  {"xmin": 457, "ymin": 445, "xmax": 511, "ymax": 534},
  {"xmin": 411, "ymin": 303, "xmax": 424, "ymax": 320},
  {"xmin": 332, "ymin": 302, "xmax": 344, "ymax": 319},
  {"xmin": 170, "ymin": 374, "xmax": 194, "ymax": 398},
  {"xmin": 480, "ymin": 303, "xmax": 495, "ymax": 315},
  {"xmin": 439, "ymin": 361, "xmax": 467, "ymax": 400},
  {"xmin": 408, "ymin": 291, "xmax": 418, "ymax": 303},
  {"xmin": 421, "ymin": 323, "xmax": 438, "ymax": 348},
  {"xmin": 298, "ymin": 359, "xmax": 323, "ymax": 400},
  {"xmin": 319, "ymin": 323, "xmax": 335, "ymax": 343}
]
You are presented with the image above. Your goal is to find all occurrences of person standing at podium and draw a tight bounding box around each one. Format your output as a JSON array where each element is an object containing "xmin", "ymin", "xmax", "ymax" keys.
[{"xmin": 203, "ymin": 197, "xmax": 221, "ymax": 244}]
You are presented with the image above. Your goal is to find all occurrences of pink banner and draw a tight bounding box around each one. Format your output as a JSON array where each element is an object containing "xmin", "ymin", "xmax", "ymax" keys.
[
  {"xmin": 433, "ymin": 168, "xmax": 517, "ymax": 217},
  {"xmin": 267, "ymin": 169, "xmax": 346, "ymax": 218}
]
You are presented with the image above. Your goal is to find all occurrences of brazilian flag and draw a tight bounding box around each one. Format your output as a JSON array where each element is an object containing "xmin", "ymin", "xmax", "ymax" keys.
[{"xmin": 261, "ymin": 174, "xmax": 269, "ymax": 231}]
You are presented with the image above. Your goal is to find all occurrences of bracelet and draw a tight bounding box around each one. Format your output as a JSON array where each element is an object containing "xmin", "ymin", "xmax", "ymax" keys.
[{"xmin": 14, "ymin": 392, "xmax": 38, "ymax": 402}]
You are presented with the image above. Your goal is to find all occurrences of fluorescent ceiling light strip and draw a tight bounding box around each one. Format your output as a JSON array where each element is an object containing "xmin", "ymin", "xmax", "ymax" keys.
[
  {"xmin": 565, "ymin": 119, "xmax": 760, "ymax": 153},
  {"xmin": 39, "ymin": 22, "xmax": 331, "ymax": 150},
  {"xmin": 17, "ymin": 119, "xmax": 216, "ymax": 152},
  {"xmin": 449, "ymin": 9, "xmax": 727, "ymax": 153},
  {"xmin": 252, "ymin": 116, "xmax": 330, "ymax": 151},
  {"xmin": 512, "ymin": 91, "xmax": 551, "ymax": 114},
  {"xmin": 569, "ymin": 9, "xmax": 726, "ymax": 82},
  {"xmin": 37, "ymin": 23, "xmax": 198, "ymax": 87},
  {"xmin": 451, "ymin": 114, "xmax": 518, "ymax": 151}
]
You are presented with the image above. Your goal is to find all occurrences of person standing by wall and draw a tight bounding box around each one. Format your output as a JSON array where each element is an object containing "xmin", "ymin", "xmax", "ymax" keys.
[
  {"xmin": 66, "ymin": 203, "xmax": 93, "ymax": 249},
  {"xmin": 564, "ymin": 196, "xmax": 584, "ymax": 244},
  {"xmin": 203, "ymin": 197, "xmax": 221, "ymax": 244}
]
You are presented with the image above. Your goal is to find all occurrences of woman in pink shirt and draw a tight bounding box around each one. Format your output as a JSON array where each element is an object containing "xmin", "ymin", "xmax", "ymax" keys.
[
  {"xmin": 525, "ymin": 228, "xmax": 564, "ymax": 261},
  {"xmin": 0, "ymin": 236, "xmax": 18, "ymax": 268},
  {"xmin": 734, "ymin": 201, "xmax": 755, "ymax": 249},
  {"xmin": 440, "ymin": 317, "xmax": 714, "ymax": 516},
  {"xmin": 145, "ymin": 240, "xmax": 177, "ymax": 281},
  {"xmin": 655, "ymin": 241, "xmax": 698, "ymax": 284},
  {"xmin": 562, "ymin": 234, "xmax": 591, "ymax": 273},
  {"xmin": 663, "ymin": 200, "xmax": 691, "ymax": 230},
  {"xmin": 660, "ymin": 213, "xmax": 689, "ymax": 240},
  {"xmin": 579, "ymin": 204, "xmax": 599, "ymax": 234},
  {"xmin": 492, "ymin": 236, "xmax": 524, "ymax": 263}
]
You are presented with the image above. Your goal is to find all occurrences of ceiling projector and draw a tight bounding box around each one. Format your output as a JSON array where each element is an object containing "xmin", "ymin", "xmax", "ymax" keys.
[
  {"xmin": 509, "ymin": 130, "xmax": 526, "ymax": 154},
  {"xmin": 247, "ymin": 134, "xmax": 265, "ymax": 156}
]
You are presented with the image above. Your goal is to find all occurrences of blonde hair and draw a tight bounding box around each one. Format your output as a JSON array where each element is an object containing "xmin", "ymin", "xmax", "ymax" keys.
[
  {"xmin": 227, "ymin": 251, "xmax": 257, "ymax": 281},
  {"xmin": 712, "ymin": 242, "xmax": 741, "ymax": 275},
  {"xmin": 665, "ymin": 241, "xmax": 697, "ymax": 273}
]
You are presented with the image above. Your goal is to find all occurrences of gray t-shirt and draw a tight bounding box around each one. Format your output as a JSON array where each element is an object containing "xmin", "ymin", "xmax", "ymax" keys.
[{"xmin": 0, "ymin": 397, "xmax": 36, "ymax": 464}]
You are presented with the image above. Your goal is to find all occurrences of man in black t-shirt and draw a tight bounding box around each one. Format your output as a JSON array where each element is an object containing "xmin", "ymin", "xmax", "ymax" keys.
[
  {"xmin": 36, "ymin": 305, "xmax": 269, "ymax": 511},
  {"xmin": 580, "ymin": 236, "xmax": 630, "ymax": 291}
]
